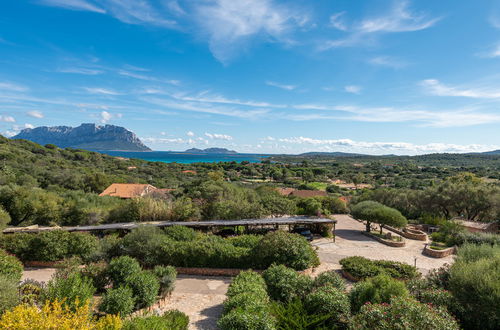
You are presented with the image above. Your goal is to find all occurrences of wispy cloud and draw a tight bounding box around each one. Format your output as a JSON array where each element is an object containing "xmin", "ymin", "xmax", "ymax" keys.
[
  {"xmin": 344, "ymin": 85, "xmax": 362, "ymax": 94},
  {"xmin": 321, "ymin": 0, "xmax": 441, "ymax": 50},
  {"xmin": 421, "ymin": 79, "xmax": 500, "ymax": 98},
  {"xmin": 186, "ymin": 131, "xmax": 195, "ymax": 137},
  {"xmin": 329, "ymin": 12, "xmax": 347, "ymax": 31},
  {"xmin": 266, "ymin": 81, "xmax": 297, "ymax": 90},
  {"xmin": 0, "ymin": 115, "xmax": 15, "ymax": 123},
  {"xmin": 27, "ymin": 111, "xmax": 44, "ymax": 118},
  {"xmin": 368, "ymin": 56, "xmax": 408, "ymax": 69},
  {"xmin": 83, "ymin": 87, "xmax": 121, "ymax": 95},
  {"xmin": 205, "ymin": 132, "xmax": 233, "ymax": 140},
  {"xmin": 117, "ymin": 70, "xmax": 180, "ymax": 85},
  {"xmin": 38, "ymin": 0, "xmax": 105, "ymax": 13},
  {"xmin": 58, "ymin": 67, "xmax": 103, "ymax": 75},
  {"xmin": 0, "ymin": 82, "xmax": 29, "ymax": 92},
  {"xmin": 99, "ymin": 111, "xmax": 122, "ymax": 124}
]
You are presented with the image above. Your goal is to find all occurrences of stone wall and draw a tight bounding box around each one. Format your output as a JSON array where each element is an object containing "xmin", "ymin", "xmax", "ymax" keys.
[
  {"xmin": 423, "ymin": 245, "xmax": 455, "ymax": 258},
  {"xmin": 362, "ymin": 231, "xmax": 406, "ymax": 247},
  {"xmin": 386, "ymin": 226, "xmax": 427, "ymax": 241}
]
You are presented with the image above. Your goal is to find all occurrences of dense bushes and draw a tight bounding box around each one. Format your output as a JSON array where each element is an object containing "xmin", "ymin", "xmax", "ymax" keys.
[
  {"xmin": 0, "ymin": 250, "xmax": 22, "ymax": 281},
  {"xmin": 340, "ymin": 256, "xmax": 419, "ymax": 280},
  {"xmin": 349, "ymin": 274, "xmax": 409, "ymax": 312},
  {"xmin": 42, "ymin": 272, "xmax": 96, "ymax": 311},
  {"xmin": 218, "ymin": 270, "xmax": 275, "ymax": 330},
  {"xmin": 313, "ymin": 270, "xmax": 346, "ymax": 291},
  {"xmin": 304, "ymin": 285, "xmax": 351, "ymax": 327},
  {"xmin": 262, "ymin": 264, "xmax": 313, "ymax": 302},
  {"xmin": 0, "ymin": 231, "xmax": 99, "ymax": 262},
  {"xmin": 351, "ymin": 296, "xmax": 460, "ymax": 330},
  {"xmin": 252, "ymin": 231, "xmax": 319, "ymax": 270},
  {"xmin": 98, "ymin": 286, "xmax": 135, "ymax": 317},
  {"xmin": 123, "ymin": 310, "xmax": 189, "ymax": 330},
  {"xmin": 154, "ymin": 265, "xmax": 177, "ymax": 296},
  {"xmin": 448, "ymin": 244, "xmax": 500, "ymax": 329},
  {"xmin": 107, "ymin": 256, "xmax": 142, "ymax": 287},
  {"xmin": 0, "ymin": 276, "xmax": 19, "ymax": 314}
]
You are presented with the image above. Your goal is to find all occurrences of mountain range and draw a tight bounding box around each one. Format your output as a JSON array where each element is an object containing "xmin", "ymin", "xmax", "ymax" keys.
[{"xmin": 12, "ymin": 123, "xmax": 151, "ymax": 151}]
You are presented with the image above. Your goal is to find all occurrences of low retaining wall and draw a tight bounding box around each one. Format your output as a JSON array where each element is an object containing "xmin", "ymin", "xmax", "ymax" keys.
[
  {"xmin": 423, "ymin": 245, "xmax": 455, "ymax": 258},
  {"xmin": 176, "ymin": 267, "xmax": 251, "ymax": 276},
  {"xmin": 362, "ymin": 231, "xmax": 406, "ymax": 247},
  {"xmin": 341, "ymin": 269, "xmax": 360, "ymax": 282},
  {"xmin": 23, "ymin": 260, "xmax": 65, "ymax": 268},
  {"xmin": 386, "ymin": 226, "xmax": 427, "ymax": 241}
]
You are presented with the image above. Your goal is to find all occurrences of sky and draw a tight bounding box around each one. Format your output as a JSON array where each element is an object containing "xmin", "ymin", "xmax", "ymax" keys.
[{"xmin": 1, "ymin": 0, "xmax": 500, "ymax": 155}]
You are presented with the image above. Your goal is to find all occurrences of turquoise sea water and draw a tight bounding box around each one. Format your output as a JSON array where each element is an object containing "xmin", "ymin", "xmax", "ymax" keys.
[{"xmin": 98, "ymin": 151, "xmax": 267, "ymax": 164}]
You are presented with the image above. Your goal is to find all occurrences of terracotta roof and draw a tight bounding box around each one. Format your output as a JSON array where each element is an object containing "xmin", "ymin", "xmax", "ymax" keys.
[
  {"xmin": 99, "ymin": 183, "xmax": 157, "ymax": 198},
  {"xmin": 182, "ymin": 170, "xmax": 197, "ymax": 174},
  {"xmin": 289, "ymin": 190, "xmax": 328, "ymax": 198}
]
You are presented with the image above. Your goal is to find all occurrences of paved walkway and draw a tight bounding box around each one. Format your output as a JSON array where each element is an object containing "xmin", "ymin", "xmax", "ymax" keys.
[{"xmin": 312, "ymin": 214, "xmax": 453, "ymax": 275}]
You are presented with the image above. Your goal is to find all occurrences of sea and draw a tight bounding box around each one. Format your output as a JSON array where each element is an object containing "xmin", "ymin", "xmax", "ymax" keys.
[{"xmin": 98, "ymin": 151, "xmax": 267, "ymax": 164}]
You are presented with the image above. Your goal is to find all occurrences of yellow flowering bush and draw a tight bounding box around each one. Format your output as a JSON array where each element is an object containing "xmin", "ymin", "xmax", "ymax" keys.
[{"xmin": 0, "ymin": 299, "xmax": 122, "ymax": 330}]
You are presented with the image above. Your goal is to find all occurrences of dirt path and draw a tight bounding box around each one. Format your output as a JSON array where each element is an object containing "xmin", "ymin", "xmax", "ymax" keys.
[{"xmin": 312, "ymin": 214, "xmax": 453, "ymax": 275}]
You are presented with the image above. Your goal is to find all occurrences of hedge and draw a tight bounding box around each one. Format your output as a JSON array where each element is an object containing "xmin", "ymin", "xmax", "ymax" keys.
[
  {"xmin": 304, "ymin": 285, "xmax": 351, "ymax": 327},
  {"xmin": 262, "ymin": 264, "xmax": 313, "ymax": 302},
  {"xmin": 123, "ymin": 310, "xmax": 189, "ymax": 330},
  {"xmin": 339, "ymin": 256, "xmax": 419, "ymax": 280}
]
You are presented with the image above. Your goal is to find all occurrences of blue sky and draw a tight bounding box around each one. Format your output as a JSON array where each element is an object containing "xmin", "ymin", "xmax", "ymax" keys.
[{"xmin": 1, "ymin": 0, "xmax": 500, "ymax": 154}]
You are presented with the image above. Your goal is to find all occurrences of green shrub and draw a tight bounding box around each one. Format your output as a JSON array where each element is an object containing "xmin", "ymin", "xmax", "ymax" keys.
[
  {"xmin": 304, "ymin": 285, "xmax": 350, "ymax": 326},
  {"xmin": 0, "ymin": 207, "xmax": 11, "ymax": 230},
  {"xmin": 99, "ymin": 286, "xmax": 135, "ymax": 317},
  {"xmin": 0, "ymin": 233, "xmax": 33, "ymax": 260},
  {"xmin": 153, "ymin": 265, "xmax": 177, "ymax": 296},
  {"xmin": 351, "ymin": 296, "xmax": 460, "ymax": 330},
  {"xmin": 350, "ymin": 274, "xmax": 409, "ymax": 312},
  {"xmin": 42, "ymin": 271, "xmax": 96, "ymax": 311},
  {"xmin": 426, "ymin": 264, "xmax": 451, "ymax": 290},
  {"xmin": 107, "ymin": 256, "xmax": 142, "ymax": 287},
  {"xmin": 164, "ymin": 226, "xmax": 197, "ymax": 242},
  {"xmin": 448, "ymin": 244, "xmax": 500, "ymax": 329},
  {"xmin": 66, "ymin": 233, "xmax": 99, "ymax": 263},
  {"xmin": 124, "ymin": 310, "xmax": 189, "ymax": 330},
  {"xmin": 125, "ymin": 271, "xmax": 160, "ymax": 309},
  {"xmin": 0, "ymin": 275, "xmax": 19, "ymax": 314},
  {"xmin": 80, "ymin": 262, "xmax": 109, "ymax": 293},
  {"xmin": 270, "ymin": 298, "xmax": 332, "ymax": 330},
  {"xmin": 223, "ymin": 292, "xmax": 269, "ymax": 314},
  {"xmin": 218, "ymin": 309, "xmax": 276, "ymax": 330},
  {"xmin": 121, "ymin": 226, "xmax": 168, "ymax": 267},
  {"xmin": 313, "ymin": 270, "xmax": 346, "ymax": 291},
  {"xmin": 252, "ymin": 231, "xmax": 319, "ymax": 270},
  {"xmin": 25, "ymin": 231, "xmax": 71, "ymax": 262},
  {"xmin": 18, "ymin": 279, "xmax": 43, "ymax": 305},
  {"xmin": 98, "ymin": 234, "xmax": 123, "ymax": 261},
  {"xmin": 226, "ymin": 271, "xmax": 267, "ymax": 299},
  {"xmin": 0, "ymin": 250, "xmax": 23, "ymax": 281},
  {"xmin": 453, "ymin": 231, "xmax": 500, "ymax": 246},
  {"xmin": 339, "ymin": 256, "xmax": 418, "ymax": 280},
  {"xmin": 228, "ymin": 235, "xmax": 262, "ymax": 249},
  {"xmin": 417, "ymin": 289, "xmax": 462, "ymax": 316},
  {"xmin": 262, "ymin": 264, "xmax": 313, "ymax": 302}
]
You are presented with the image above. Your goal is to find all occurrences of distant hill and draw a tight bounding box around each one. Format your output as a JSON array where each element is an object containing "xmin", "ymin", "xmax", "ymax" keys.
[
  {"xmin": 185, "ymin": 147, "xmax": 238, "ymax": 154},
  {"xmin": 298, "ymin": 151, "xmax": 367, "ymax": 157},
  {"xmin": 12, "ymin": 123, "xmax": 151, "ymax": 151},
  {"xmin": 482, "ymin": 150, "xmax": 500, "ymax": 155}
]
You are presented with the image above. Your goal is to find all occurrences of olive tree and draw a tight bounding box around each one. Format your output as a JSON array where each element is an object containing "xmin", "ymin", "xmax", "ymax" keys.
[{"xmin": 351, "ymin": 201, "xmax": 407, "ymax": 233}]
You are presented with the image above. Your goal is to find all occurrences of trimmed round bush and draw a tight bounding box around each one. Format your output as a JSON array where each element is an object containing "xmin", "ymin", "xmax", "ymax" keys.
[
  {"xmin": 107, "ymin": 256, "xmax": 142, "ymax": 287},
  {"xmin": 350, "ymin": 274, "xmax": 409, "ymax": 312},
  {"xmin": 304, "ymin": 285, "xmax": 351, "ymax": 326},
  {"xmin": 124, "ymin": 310, "xmax": 189, "ymax": 330},
  {"xmin": 340, "ymin": 256, "xmax": 418, "ymax": 280},
  {"xmin": 0, "ymin": 275, "xmax": 19, "ymax": 314},
  {"xmin": 262, "ymin": 264, "xmax": 313, "ymax": 302},
  {"xmin": 0, "ymin": 250, "xmax": 23, "ymax": 282},
  {"xmin": 66, "ymin": 233, "xmax": 99, "ymax": 263},
  {"xmin": 80, "ymin": 262, "xmax": 109, "ymax": 294},
  {"xmin": 223, "ymin": 292, "xmax": 269, "ymax": 314},
  {"xmin": 313, "ymin": 270, "xmax": 346, "ymax": 291},
  {"xmin": 252, "ymin": 231, "xmax": 319, "ymax": 270},
  {"xmin": 99, "ymin": 286, "xmax": 135, "ymax": 317},
  {"xmin": 42, "ymin": 271, "xmax": 96, "ymax": 311},
  {"xmin": 228, "ymin": 235, "xmax": 262, "ymax": 249},
  {"xmin": 164, "ymin": 226, "xmax": 197, "ymax": 241},
  {"xmin": 125, "ymin": 270, "xmax": 160, "ymax": 309},
  {"xmin": 351, "ymin": 296, "xmax": 460, "ymax": 330},
  {"xmin": 218, "ymin": 309, "xmax": 276, "ymax": 330},
  {"xmin": 226, "ymin": 271, "xmax": 268, "ymax": 299},
  {"xmin": 121, "ymin": 226, "xmax": 168, "ymax": 267},
  {"xmin": 153, "ymin": 265, "xmax": 177, "ymax": 296}
]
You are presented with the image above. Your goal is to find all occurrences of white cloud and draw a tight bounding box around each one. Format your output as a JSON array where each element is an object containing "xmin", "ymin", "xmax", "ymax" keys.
[
  {"xmin": 38, "ymin": 0, "xmax": 105, "ymax": 13},
  {"xmin": 266, "ymin": 81, "xmax": 297, "ymax": 91},
  {"xmin": 194, "ymin": 0, "xmax": 308, "ymax": 63},
  {"xmin": 99, "ymin": 111, "xmax": 122, "ymax": 123},
  {"xmin": 24, "ymin": 123, "xmax": 35, "ymax": 129},
  {"xmin": 27, "ymin": 110, "xmax": 44, "ymax": 118},
  {"xmin": 171, "ymin": 91, "xmax": 284, "ymax": 108},
  {"xmin": 368, "ymin": 56, "xmax": 408, "ymax": 69},
  {"xmin": 186, "ymin": 131, "xmax": 195, "ymax": 137},
  {"xmin": 321, "ymin": 0, "xmax": 440, "ymax": 50},
  {"xmin": 329, "ymin": 12, "xmax": 347, "ymax": 31},
  {"xmin": 344, "ymin": 85, "xmax": 362, "ymax": 94},
  {"xmin": 58, "ymin": 67, "xmax": 103, "ymax": 75},
  {"xmin": 0, "ymin": 116, "xmax": 15, "ymax": 123},
  {"xmin": 205, "ymin": 132, "xmax": 233, "ymax": 140},
  {"xmin": 84, "ymin": 87, "xmax": 121, "ymax": 95},
  {"xmin": 0, "ymin": 82, "xmax": 28, "ymax": 92},
  {"xmin": 118, "ymin": 70, "xmax": 180, "ymax": 85},
  {"xmin": 274, "ymin": 136, "xmax": 498, "ymax": 155},
  {"xmin": 421, "ymin": 79, "xmax": 500, "ymax": 98}
]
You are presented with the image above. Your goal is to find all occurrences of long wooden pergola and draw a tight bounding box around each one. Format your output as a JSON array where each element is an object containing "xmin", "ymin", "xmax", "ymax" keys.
[{"xmin": 2, "ymin": 216, "xmax": 337, "ymax": 240}]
